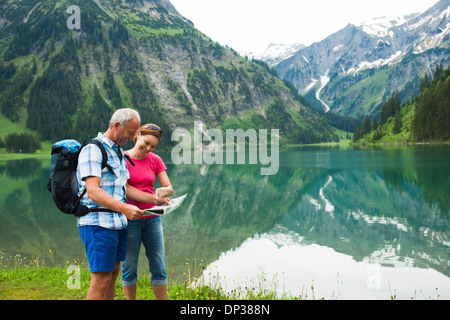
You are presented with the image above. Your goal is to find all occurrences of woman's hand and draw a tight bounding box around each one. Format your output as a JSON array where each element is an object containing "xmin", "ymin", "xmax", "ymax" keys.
[
  {"xmin": 155, "ymin": 187, "xmax": 167, "ymax": 199},
  {"xmin": 155, "ymin": 187, "xmax": 172, "ymax": 205}
]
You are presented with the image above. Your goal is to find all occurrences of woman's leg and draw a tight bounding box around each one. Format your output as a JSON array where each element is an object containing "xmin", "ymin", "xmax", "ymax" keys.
[
  {"xmin": 142, "ymin": 217, "xmax": 168, "ymax": 300},
  {"xmin": 121, "ymin": 219, "xmax": 143, "ymax": 300}
]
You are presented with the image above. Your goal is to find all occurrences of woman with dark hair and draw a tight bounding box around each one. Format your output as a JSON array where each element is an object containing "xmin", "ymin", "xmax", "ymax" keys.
[{"xmin": 121, "ymin": 123, "xmax": 174, "ymax": 300}]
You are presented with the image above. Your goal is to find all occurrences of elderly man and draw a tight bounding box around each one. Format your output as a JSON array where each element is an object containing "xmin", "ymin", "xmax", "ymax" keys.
[{"xmin": 77, "ymin": 108, "xmax": 144, "ymax": 300}]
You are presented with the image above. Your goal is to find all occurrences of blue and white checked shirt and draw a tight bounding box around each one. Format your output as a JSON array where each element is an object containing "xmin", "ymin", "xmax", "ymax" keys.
[{"xmin": 76, "ymin": 133, "xmax": 129, "ymax": 230}]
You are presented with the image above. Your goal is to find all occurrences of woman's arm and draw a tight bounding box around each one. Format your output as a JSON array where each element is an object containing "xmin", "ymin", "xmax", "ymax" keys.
[
  {"xmin": 126, "ymin": 182, "xmax": 171, "ymax": 205},
  {"xmin": 154, "ymin": 171, "xmax": 174, "ymax": 199}
]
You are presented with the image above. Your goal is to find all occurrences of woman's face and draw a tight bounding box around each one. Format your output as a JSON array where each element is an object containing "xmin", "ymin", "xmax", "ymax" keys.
[{"xmin": 135, "ymin": 133, "xmax": 159, "ymax": 155}]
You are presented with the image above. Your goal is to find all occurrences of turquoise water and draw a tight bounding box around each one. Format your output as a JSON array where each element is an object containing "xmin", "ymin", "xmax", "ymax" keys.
[{"xmin": 1, "ymin": 146, "xmax": 449, "ymax": 299}]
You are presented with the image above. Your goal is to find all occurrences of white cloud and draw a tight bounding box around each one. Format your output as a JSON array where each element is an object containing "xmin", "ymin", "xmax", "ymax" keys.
[{"xmin": 170, "ymin": 0, "xmax": 440, "ymax": 53}]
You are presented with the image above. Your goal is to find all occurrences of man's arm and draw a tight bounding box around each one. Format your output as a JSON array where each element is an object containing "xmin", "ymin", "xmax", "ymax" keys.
[{"xmin": 85, "ymin": 177, "xmax": 144, "ymax": 220}]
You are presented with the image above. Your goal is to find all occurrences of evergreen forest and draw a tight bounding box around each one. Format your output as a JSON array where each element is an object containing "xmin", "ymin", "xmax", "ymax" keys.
[{"xmin": 352, "ymin": 63, "xmax": 450, "ymax": 144}]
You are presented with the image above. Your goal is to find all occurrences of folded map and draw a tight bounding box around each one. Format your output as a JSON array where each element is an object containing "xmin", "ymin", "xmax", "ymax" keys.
[{"xmin": 143, "ymin": 193, "xmax": 188, "ymax": 216}]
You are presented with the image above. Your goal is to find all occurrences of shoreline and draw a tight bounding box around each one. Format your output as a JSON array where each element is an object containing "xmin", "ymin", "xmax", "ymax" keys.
[
  {"xmin": 1, "ymin": 264, "xmax": 442, "ymax": 300},
  {"xmin": 0, "ymin": 264, "xmax": 298, "ymax": 301},
  {"xmin": 2, "ymin": 140, "xmax": 449, "ymax": 161}
]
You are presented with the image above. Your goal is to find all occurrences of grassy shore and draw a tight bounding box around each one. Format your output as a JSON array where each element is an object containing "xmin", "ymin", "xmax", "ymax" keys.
[
  {"xmin": 2, "ymin": 138, "xmax": 448, "ymax": 162},
  {"xmin": 0, "ymin": 266, "xmax": 226, "ymax": 300},
  {"xmin": 0, "ymin": 256, "xmax": 300, "ymax": 300},
  {"xmin": 0, "ymin": 141, "xmax": 52, "ymax": 161}
]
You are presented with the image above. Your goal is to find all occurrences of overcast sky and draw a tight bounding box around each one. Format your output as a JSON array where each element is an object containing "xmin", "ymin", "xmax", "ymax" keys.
[{"xmin": 170, "ymin": 0, "xmax": 440, "ymax": 54}]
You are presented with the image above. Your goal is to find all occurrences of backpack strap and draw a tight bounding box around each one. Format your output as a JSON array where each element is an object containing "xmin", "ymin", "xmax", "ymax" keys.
[
  {"xmin": 73, "ymin": 189, "xmax": 120, "ymax": 215},
  {"xmin": 82, "ymin": 139, "xmax": 115, "ymax": 176},
  {"xmin": 125, "ymin": 154, "xmax": 135, "ymax": 166},
  {"xmin": 77, "ymin": 139, "xmax": 121, "ymax": 215}
]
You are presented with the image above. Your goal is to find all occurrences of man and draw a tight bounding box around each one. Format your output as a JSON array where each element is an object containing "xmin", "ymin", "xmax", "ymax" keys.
[{"xmin": 77, "ymin": 108, "xmax": 144, "ymax": 300}]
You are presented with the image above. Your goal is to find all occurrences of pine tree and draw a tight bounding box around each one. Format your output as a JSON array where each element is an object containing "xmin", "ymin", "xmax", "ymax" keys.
[
  {"xmin": 361, "ymin": 115, "xmax": 372, "ymax": 135},
  {"xmin": 393, "ymin": 112, "xmax": 402, "ymax": 134},
  {"xmin": 380, "ymin": 91, "xmax": 400, "ymax": 125},
  {"xmin": 412, "ymin": 64, "xmax": 450, "ymax": 142},
  {"xmin": 372, "ymin": 115, "xmax": 378, "ymax": 131},
  {"xmin": 420, "ymin": 72, "xmax": 431, "ymax": 92}
]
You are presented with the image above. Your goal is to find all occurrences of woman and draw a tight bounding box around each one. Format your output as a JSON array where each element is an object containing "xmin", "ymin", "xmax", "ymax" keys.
[{"xmin": 121, "ymin": 123, "xmax": 174, "ymax": 300}]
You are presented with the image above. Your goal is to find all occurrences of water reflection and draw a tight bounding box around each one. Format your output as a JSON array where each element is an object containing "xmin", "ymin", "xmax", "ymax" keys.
[
  {"xmin": 0, "ymin": 158, "xmax": 41, "ymax": 180},
  {"xmin": 201, "ymin": 147, "xmax": 450, "ymax": 299},
  {"xmin": 283, "ymin": 170, "xmax": 449, "ymax": 275},
  {"xmin": 0, "ymin": 147, "xmax": 448, "ymax": 299},
  {"xmin": 0, "ymin": 159, "xmax": 86, "ymax": 267},
  {"xmin": 206, "ymin": 230, "xmax": 450, "ymax": 299}
]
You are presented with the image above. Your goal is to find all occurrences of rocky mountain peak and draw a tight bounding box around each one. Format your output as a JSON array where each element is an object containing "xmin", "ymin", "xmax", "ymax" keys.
[{"xmin": 272, "ymin": 0, "xmax": 450, "ymax": 118}]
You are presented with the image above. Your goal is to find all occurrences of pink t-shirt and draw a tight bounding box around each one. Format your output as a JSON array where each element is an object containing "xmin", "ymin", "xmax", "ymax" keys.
[{"xmin": 126, "ymin": 151, "xmax": 167, "ymax": 219}]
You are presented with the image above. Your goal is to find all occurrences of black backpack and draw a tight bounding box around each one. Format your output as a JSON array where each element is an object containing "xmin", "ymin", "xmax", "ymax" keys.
[{"xmin": 47, "ymin": 139, "xmax": 117, "ymax": 217}]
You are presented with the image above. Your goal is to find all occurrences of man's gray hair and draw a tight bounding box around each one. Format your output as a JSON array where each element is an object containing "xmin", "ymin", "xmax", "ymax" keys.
[{"xmin": 109, "ymin": 108, "xmax": 141, "ymax": 127}]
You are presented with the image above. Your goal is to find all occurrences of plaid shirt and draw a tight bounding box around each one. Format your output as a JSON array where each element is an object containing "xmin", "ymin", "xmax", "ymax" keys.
[{"xmin": 76, "ymin": 133, "xmax": 129, "ymax": 230}]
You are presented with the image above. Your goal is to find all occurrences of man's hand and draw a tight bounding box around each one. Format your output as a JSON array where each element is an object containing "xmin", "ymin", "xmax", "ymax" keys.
[
  {"xmin": 120, "ymin": 203, "xmax": 144, "ymax": 220},
  {"xmin": 85, "ymin": 177, "xmax": 144, "ymax": 219}
]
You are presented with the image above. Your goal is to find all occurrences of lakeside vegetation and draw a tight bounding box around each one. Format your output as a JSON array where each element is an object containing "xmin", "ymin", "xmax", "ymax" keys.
[
  {"xmin": 1, "ymin": 255, "xmax": 443, "ymax": 300},
  {"xmin": 352, "ymin": 63, "xmax": 450, "ymax": 146},
  {"xmin": 0, "ymin": 141, "xmax": 52, "ymax": 160},
  {"xmin": 2, "ymin": 132, "xmax": 449, "ymax": 163},
  {"xmin": 0, "ymin": 254, "xmax": 310, "ymax": 300}
]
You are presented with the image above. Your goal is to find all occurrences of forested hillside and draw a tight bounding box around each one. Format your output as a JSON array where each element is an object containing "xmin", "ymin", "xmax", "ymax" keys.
[
  {"xmin": 0, "ymin": 0, "xmax": 343, "ymax": 151},
  {"xmin": 352, "ymin": 63, "xmax": 450, "ymax": 144}
]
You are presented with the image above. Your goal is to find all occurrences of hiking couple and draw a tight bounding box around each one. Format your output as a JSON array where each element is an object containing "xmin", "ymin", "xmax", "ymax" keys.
[{"xmin": 76, "ymin": 108, "xmax": 173, "ymax": 300}]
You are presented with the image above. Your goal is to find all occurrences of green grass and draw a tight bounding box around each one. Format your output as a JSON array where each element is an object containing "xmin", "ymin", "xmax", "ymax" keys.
[
  {"xmin": 0, "ymin": 113, "xmax": 33, "ymax": 138},
  {"xmin": 353, "ymin": 101, "xmax": 450, "ymax": 147},
  {"xmin": 0, "ymin": 141, "xmax": 52, "ymax": 161},
  {"xmin": 0, "ymin": 262, "xmax": 224, "ymax": 300},
  {"xmin": 0, "ymin": 255, "xmax": 300, "ymax": 300}
]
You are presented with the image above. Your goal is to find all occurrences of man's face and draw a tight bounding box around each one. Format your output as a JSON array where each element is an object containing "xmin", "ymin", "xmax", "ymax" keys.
[{"xmin": 113, "ymin": 118, "xmax": 140, "ymax": 146}]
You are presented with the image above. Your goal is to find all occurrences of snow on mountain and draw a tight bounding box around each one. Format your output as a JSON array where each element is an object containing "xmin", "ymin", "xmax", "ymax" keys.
[
  {"xmin": 244, "ymin": 42, "xmax": 306, "ymax": 65},
  {"xmin": 357, "ymin": 15, "xmax": 415, "ymax": 38},
  {"xmin": 409, "ymin": 4, "xmax": 450, "ymax": 54},
  {"xmin": 316, "ymin": 71, "xmax": 331, "ymax": 112},
  {"xmin": 272, "ymin": 0, "xmax": 450, "ymax": 118},
  {"xmin": 413, "ymin": 23, "xmax": 450, "ymax": 54},
  {"xmin": 405, "ymin": 4, "xmax": 450, "ymax": 31},
  {"xmin": 346, "ymin": 50, "xmax": 405, "ymax": 75}
]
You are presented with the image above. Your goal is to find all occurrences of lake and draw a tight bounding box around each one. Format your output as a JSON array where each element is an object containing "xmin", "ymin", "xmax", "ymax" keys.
[{"xmin": 0, "ymin": 146, "xmax": 449, "ymax": 300}]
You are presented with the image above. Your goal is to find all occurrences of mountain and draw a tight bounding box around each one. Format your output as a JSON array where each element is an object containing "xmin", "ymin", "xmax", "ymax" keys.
[
  {"xmin": 0, "ymin": 0, "xmax": 338, "ymax": 148},
  {"xmin": 244, "ymin": 42, "xmax": 306, "ymax": 66},
  {"xmin": 273, "ymin": 0, "xmax": 450, "ymax": 119},
  {"xmin": 357, "ymin": 15, "xmax": 413, "ymax": 38}
]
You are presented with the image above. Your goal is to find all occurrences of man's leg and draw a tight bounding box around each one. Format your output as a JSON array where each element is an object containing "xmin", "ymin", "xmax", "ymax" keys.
[
  {"xmin": 105, "ymin": 261, "xmax": 121, "ymax": 300},
  {"xmin": 87, "ymin": 270, "xmax": 114, "ymax": 300},
  {"xmin": 80, "ymin": 226, "xmax": 124, "ymax": 300}
]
